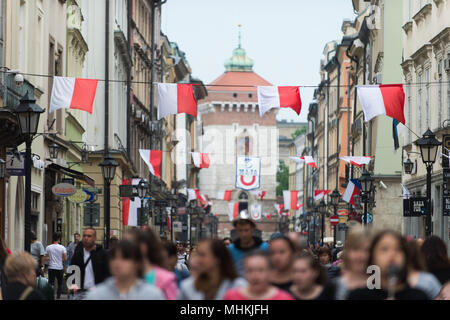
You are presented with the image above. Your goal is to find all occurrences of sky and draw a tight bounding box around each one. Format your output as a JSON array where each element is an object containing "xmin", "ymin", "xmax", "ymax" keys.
[{"xmin": 161, "ymin": 0, "xmax": 355, "ymax": 122}]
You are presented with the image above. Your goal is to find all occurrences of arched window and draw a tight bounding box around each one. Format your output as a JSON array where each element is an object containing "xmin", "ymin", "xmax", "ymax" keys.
[
  {"xmin": 236, "ymin": 129, "xmax": 252, "ymax": 156},
  {"xmin": 238, "ymin": 192, "xmax": 248, "ymax": 213}
]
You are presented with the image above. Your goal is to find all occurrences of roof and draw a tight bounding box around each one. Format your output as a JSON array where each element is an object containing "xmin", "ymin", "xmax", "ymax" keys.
[{"xmin": 207, "ymin": 71, "xmax": 272, "ymax": 92}]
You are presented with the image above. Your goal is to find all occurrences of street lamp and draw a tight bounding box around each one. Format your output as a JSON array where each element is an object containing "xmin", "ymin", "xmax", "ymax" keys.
[
  {"xmin": 99, "ymin": 153, "xmax": 119, "ymax": 249},
  {"xmin": 330, "ymin": 189, "xmax": 340, "ymax": 246},
  {"xmin": 319, "ymin": 200, "xmax": 327, "ymax": 245},
  {"xmin": 0, "ymin": 158, "xmax": 5, "ymax": 179},
  {"xmin": 415, "ymin": 129, "xmax": 442, "ymax": 238},
  {"xmin": 49, "ymin": 142, "xmax": 59, "ymax": 159},
  {"xmin": 403, "ymin": 158, "xmax": 414, "ymax": 175},
  {"xmin": 137, "ymin": 179, "xmax": 148, "ymax": 226},
  {"xmin": 359, "ymin": 169, "xmax": 374, "ymax": 226},
  {"xmin": 14, "ymin": 92, "xmax": 44, "ymax": 252}
]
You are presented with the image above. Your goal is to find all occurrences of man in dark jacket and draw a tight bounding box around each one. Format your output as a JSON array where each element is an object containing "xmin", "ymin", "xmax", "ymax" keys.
[{"xmin": 69, "ymin": 228, "xmax": 110, "ymax": 299}]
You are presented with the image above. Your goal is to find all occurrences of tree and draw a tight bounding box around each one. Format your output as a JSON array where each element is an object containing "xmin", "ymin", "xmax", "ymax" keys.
[
  {"xmin": 291, "ymin": 127, "xmax": 306, "ymax": 140},
  {"xmin": 276, "ymin": 160, "xmax": 289, "ymax": 196}
]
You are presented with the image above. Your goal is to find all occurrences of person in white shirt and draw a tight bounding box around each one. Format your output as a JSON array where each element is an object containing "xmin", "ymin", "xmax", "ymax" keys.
[{"xmin": 45, "ymin": 233, "xmax": 67, "ymax": 299}]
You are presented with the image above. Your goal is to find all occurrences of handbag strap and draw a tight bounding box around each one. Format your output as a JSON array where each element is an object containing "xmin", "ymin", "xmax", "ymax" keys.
[{"xmin": 19, "ymin": 287, "xmax": 33, "ymax": 300}]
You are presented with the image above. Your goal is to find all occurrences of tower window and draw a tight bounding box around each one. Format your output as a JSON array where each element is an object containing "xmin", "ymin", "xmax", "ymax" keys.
[
  {"xmin": 233, "ymin": 93, "xmax": 237, "ymax": 98},
  {"xmin": 248, "ymin": 93, "xmax": 252, "ymax": 98}
]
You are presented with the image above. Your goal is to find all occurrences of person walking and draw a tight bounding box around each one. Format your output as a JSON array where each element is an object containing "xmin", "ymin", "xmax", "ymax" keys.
[
  {"xmin": 85, "ymin": 240, "xmax": 164, "ymax": 300},
  {"xmin": 348, "ymin": 230, "xmax": 428, "ymax": 300},
  {"xmin": 288, "ymin": 252, "xmax": 335, "ymax": 300},
  {"xmin": 268, "ymin": 235, "xmax": 296, "ymax": 292},
  {"xmin": 227, "ymin": 218, "xmax": 269, "ymax": 277},
  {"xmin": 0, "ymin": 237, "xmax": 9, "ymax": 293},
  {"xmin": 2, "ymin": 252, "xmax": 44, "ymax": 300},
  {"xmin": 176, "ymin": 242, "xmax": 189, "ymax": 268},
  {"xmin": 331, "ymin": 227, "xmax": 371, "ymax": 300},
  {"xmin": 30, "ymin": 231, "xmax": 45, "ymax": 276},
  {"xmin": 420, "ymin": 236, "xmax": 450, "ymax": 287},
  {"xmin": 67, "ymin": 232, "xmax": 80, "ymax": 264},
  {"xmin": 45, "ymin": 233, "xmax": 67, "ymax": 299},
  {"xmin": 69, "ymin": 228, "xmax": 110, "ymax": 300},
  {"xmin": 178, "ymin": 239, "xmax": 246, "ymax": 300},
  {"xmin": 163, "ymin": 241, "xmax": 190, "ymax": 287},
  {"xmin": 223, "ymin": 251, "xmax": 294, "ymax": 300}
]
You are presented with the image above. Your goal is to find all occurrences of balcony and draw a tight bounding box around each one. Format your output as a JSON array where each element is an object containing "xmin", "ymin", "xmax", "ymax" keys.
[
  {"xmin": 402, "ymin": 21, "xmax": 413, "ymax": 34},
  {"xmin": 413, "ymin": 3, "xmax": 432, "ymax": 25}
]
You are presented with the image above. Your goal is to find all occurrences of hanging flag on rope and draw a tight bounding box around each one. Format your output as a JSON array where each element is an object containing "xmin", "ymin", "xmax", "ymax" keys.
[
  {"xmin": 122, "ymin": 178, "xmax": 141, "ymax": 227},
  {"xmin": 167, "ymin": 212, "xmax": 172, "ymax": 233},
  {"xmin": 191, "ymin": 152, "xmax": 210, "ymax": 169},
  {"xmin": 274, "ymin": 203, "xmax": 285, "ymax": 216},
  {"xmin": 250, "ymin": 203, "xmax": 262, "ymax": 220},
  {"xmin": 257, "ymin": 86, "xmax": 302, "ymax": 117},
  {"xmin": 139, "ymin": 149, "xmax": 162, "ymax": 178},
  {"xmin": 187, "ymin": 188, "xmax": 207, "ymax": 204},
  {"xmin": 217, "ymin": 190, "xmax": 233, "ymax": 201},
  {"xmin": 265, "ymin": 213, "xmax": 273, "ymax": 220},
  {"xmin": 342, "ymin": 179, "xmax": 361, "ymax": 205},
  {"xmin": 283, "ymin": 190, "xmax": 302, "ymax": 210},
  {"xmin": 289, "ymin": 156, "xmax": 317, "ymax": 169},
  {"xmin": 157, "ymin": 83, "xmax": 197, "ymax": 120},
  {"xmin": 340, "ymin": 156, "xmax": 372, "ymax": 168},
  {"xmin": 357, "ymin": 84, "xmax": 405, "ymax": 124},
  {"xmin": 236, "ymin": 156, "xmax": 261, "ymax": 190},
  {"xmin": 393, "ymin": 119, "xmax": 400, "ymax": 150},
  {"xmin": 49, "ymin": 76, "xmax": 98, "ymax": 114},
  {"xmin": 314, "ymin": 190, "xmax": 331, "ymax": 202},
  {"xmin": 401, "ymin": 184, "xmax": 411, "ymax": 200},
  {"xmin": 228, "ymin": 202, "xmax": 239, "ymax": 221},
  {"xmin": 250, "ymin": 190, "xmax": 266, "ymax": 201}
]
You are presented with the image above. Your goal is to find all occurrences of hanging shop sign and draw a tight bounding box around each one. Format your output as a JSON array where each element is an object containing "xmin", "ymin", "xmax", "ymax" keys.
[
  {"xmin": 5, "ymin": 152, "xmax": 25, "ymax": 176},
  {"xmin": 235, "ymin": 156, "xmax": 261, "ymax": 191},
  {"xmin": 443, "ymin": 168, "xmax": 450, "ymax": 216},
  {"xmin": 52, "ymin": 183, "xmax": 77, "ymax": 197},
  {"xmin": 68, "ymin": 189, "xmax": 88, "ymax": 203},
  {"xmin": 403, "ymin": 197, "xmax": 427, "ymax": 217}
]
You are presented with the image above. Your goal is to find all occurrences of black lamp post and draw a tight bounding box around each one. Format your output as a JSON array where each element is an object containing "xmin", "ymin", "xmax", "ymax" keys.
[
  {"xmin": 312, "ymin": 206, "xmax": 318, "ymax": 244},
  {"xmin": 0, "ymin": 158, "xmax": 5, "ymax": 179},
  {"xmin": 137, "ymin": 179, "xmax": 148, "ymax": 226},
  {"xmin": 330, "ymin": 189, "xmax": 340, "ymax": 246},
  {"xmin": 415, "ymin": 129, "xmax": 442, "ymax": 238},
  {"xmin": 319, "ymin": 200, "xmax": 327, "ymax": 245},
  {"xmin": 305, "ymin": 213, "xmax": 311, "ymax": 245},
  {"xmin": 359, "ymin": 169, "xmax": 374, "ymax": 226},
  {"xmin": 99, "ymin": 153, "xmax": 118, "ymax": 249},
  {"xmin": 49, "ymin": 142, "xmax": 59, "ymax": 160},
  {"xmin": 14, "ymin": 93, "xmax": 44, "ymax": 252}
]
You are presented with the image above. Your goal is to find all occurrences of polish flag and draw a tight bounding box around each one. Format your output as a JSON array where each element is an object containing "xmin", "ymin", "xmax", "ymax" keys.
[
  {"xmin": 167, "ymin": 213, "xmax": 171, "ymax": 233},
  {"xmin": 290, "ymin": 156, "xmax": 317, "ymax": 169},
  {"xmin": 257, "ymin": 86, "xmax": 302, "ymax": 117},
  {"xmin": 357, "ymin": 84, "xmax": 405, "ymax": 124},
  {"xmin": 314, "ymin": 190, "xmax": 331, "ymax": 202},
  {"xmin": 49, "ymin": 76, "xmax": 98, "ymax": 113},
  {"xmin": 217, "ymin": 190, "xmax": 233, "ymax": 201},
  {"xmin": 191, "ymin": 152, "xmax": 210, "ymax": 168},
  {"xmin": 340, "ymin": 156, "xmax": 372, "ymax": 168},
  {"xmin": 228, "ymin": 202, "xmax": 239, "ymax": 221},
  {"xmin": 274, "ymin": 203, "xmax": 285, "ymax": 216},
  {"xmin": 342, "ymin": 179, "xmax": 362, "ymax": 205},
  {"xmin": 187, "ymin": 188, "xmax": 207, "ymax": 204},
  {"xmin": 283, "ymin": 190, "xmax": 302, "ymax": 210},
  {"xmin": 139, "ymin": 149, "xmax": 162, "ymax": 178},
  {"xmin": 122, "ymin": 178, "xmax": 141, "ymax": 227},
  {"xmin": 250, "ymin": 190, "xmax": 266, "ymax": 201},
  {"xmin": 157, "ymin": 83, "xmax": 197, "ymax": 120},
  {"xmin": 265, "ymin": 213, "xmax": 273, "ymax": 220},
  {"xmin": 401, "ymin": 184, "xmax": 411, "ymax": 200}
]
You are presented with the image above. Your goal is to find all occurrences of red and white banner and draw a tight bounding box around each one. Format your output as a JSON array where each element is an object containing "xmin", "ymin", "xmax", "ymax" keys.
[
  {"xmin": 217, "ymin": 190, "xmax": 233, "ymax": 201},
  {"xmin": 401, "ymin": 184, "xmax": 411, "ymax": 200},
  {"xmin": 250, "ymin": 203, "xmax": 262, "ymax": 220},
  {"xmin": 50, "ymin": 76, "xmax": 98, "ymax": 114},
  {"xmin": 167, "ymin": 211, "xmax": 172, "ymax": 233},
  {"xmin": 357, "ymin": 84, "xmax": 405, "ymax": 124},
  {"xmin": 187, "ymin": 188, "xmax": 207, "ymax": 204},
  {"xmin": 264, "ymin": 213, "xmax": 273, "ymax": 220},
  {"xmin": 139, "ymin": 149, "xmax": 162, "ymax": 178},
  {"xmin": 250, "ymin": 190, "xmax": 266, "ymax": 201},
  {"xmin": 342, "ymin": 179, "xmax": 361, "ymax": 205},
  {"xmin": 257, "ymin": 86, "xmax": 302, "ymax": 117},
  {"xmin": 191, "ymin": 152, "xmax": 210, "ymax": 168},
  {"xmin": 157, "ymin": 83, "xmax": 197, "ymax": 120},
  {"xmin": 340, "ymin": 156, "xmax": 372, "ymax": 168},
  {"xmin": 274, "ymin": 203, "xmax": 285, "ymax": 216},
  {"xmin": 283, "ymin": 190, "xmax": 302, "ymax": 210},
  {"xmin": 228, "ymin": 202, "xmax": 239, "ymax": 221},
  {"xmin": 289, "ymin": 156, "xmax": 317, "ymax": 169},
  {"xmin": 314, "ymin": 190, "xmax": 331, "ymax": 202},
  {"xmin": 236, "ymin": 156, "xmax": 261, "ymax": 190},
  {"xmin": 122, "ymin": 178, "xmax": 142, "ymax": 227}
]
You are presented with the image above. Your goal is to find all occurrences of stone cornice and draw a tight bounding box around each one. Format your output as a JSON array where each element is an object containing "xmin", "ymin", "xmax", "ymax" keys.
[
  {"xmin": 68, "ymin": 28, "xmax": 88, "ymax": 61},
  {"xmin": 402, "ymin": 21, "xmax": 413, "ymax": 34},
  {"xmin": 430, "ymin": 27, "xmax": 450, "ymax": 54},
  {"xmin": 412, "ymin": 3, "xmax": 432, "ymax": 25},
  {"xmin": 411, "ymin": 43, "xmax": 433, "ymax": 68},
  {"xmin": 401, "ymin": 58, "xmax": 414, "ymax": 78}
]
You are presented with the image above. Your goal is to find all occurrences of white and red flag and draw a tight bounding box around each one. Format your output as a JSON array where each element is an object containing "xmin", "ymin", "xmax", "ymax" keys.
[
  {"xmin": 49, "ymin": 76, "xmax": 98, "ymax": 113},
  {"xmin": 250, "ymin": 190, "xmax": 266, "ymax": 201},
  {"xmin": 314, "ymin": 190, "xmax": 331, "ymax": 202},
  {"xmin": 167, "ymin": 212, "xmax": 171, "ymax": 233},
  {"xmin": 228, "ymin": 202, "xmax": 239, "ymax": 221},
  {"xmin": 157, "ymin": 83, "xmax": 197, "ymax": 120},
  {"xmin": 289, "ymin": 156, "xmax": 317, "ymax": 169},
  {"xmin": 122, "ymin": 178, "xmax": 141, "ymax": 227},
  {"xmin": 342, "ymin": 179, "xmax": 361, "ymax": 205},
  {"xmin": 265, "ymin": 213, "xmax": 273, "ymax": 220},
  {"xmin": 257, "ymin": 86, "xmax": 302, "ymax": 117},
  {"xmin": 401, "ymin": 184, "xmax": 411, "ymax": 200},
  {"xmin": 340, "ymin": 156, "xmax": 372, "ymax": 168},
  {"xmin": 274, "ymin": 203, "xmax": 285, "ymax": 216},
  {"xmin": 139, "ymin": 149, "xmax": 162, "ymax": 178},
  {"xmin": 187, "ymin": 188, "xmax": 207, "ymax": 204},
  {"xmin": 357, "ymin": 84, "xmax": 405, "ymax": 124},
  {"xmin": 283, "ymin": 190, "xmax": 303, "ymax": 210},
  {"xmin": 217, "ymin": 190, "xmax": 233, "ymax": 201},
  {"xmin": 191, "ymin": 152, "xmax": 210, "ymax": 169}
]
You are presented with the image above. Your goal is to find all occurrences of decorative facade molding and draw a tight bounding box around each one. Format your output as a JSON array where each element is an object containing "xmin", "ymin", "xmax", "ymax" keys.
[
  {"xmin": 412, "ymin": 3, "xmax": 432, "ymax": 25},
  {"xmin": 411, "ymin": 43, "xmax": 433, "ymax": 69},
  {"xmin": 402, "ymin": 21, "xmax": 413, "ymax": 34}
]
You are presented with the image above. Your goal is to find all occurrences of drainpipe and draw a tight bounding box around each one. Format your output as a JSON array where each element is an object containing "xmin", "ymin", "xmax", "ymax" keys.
[
  {"xmin": 104, "ymin": 0, "xmax": 110, "ymax": 154},
  {"xmin": 363, "ymin": 43, "xmax": 367, "ymax": 157},
  {"xmin": 335, "ymin": 55, "xmax": 341, "ymax": 190},
  {"xmin": 325, "ymin": 78, "xmax": 329, "ymax": 195},
  {"xmin": 346, "ymin": 45, "xmax": 359, "ymax": 181},
  {"xmin": 126, "ymin": 0, "xmax": 131, "ymax": 158}
]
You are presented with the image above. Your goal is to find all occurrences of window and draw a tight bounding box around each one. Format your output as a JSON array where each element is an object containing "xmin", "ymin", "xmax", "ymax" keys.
[
  {"xmin": 237, "ymin": 136, "xmax": 250, "ymax": 156},
  {"xmin": 248, "ymin": 93, "xmax": 252, "ymax": 98},
  {"xmin": 417, "ymin": 73, "xmax": 422, "ymax": 135},
  {"xmin": 233, "ymin": 93, "xmax": 237, "ymax": 98},
  {"xmin": 438, "ymin": 60, "xmax": 442, "ymax": 128}
]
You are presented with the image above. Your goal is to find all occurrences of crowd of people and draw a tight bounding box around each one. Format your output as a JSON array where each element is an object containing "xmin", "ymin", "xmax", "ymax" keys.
[{"xmin": 0, "ymin": 216, "xmax": 449, "ymax": 300}]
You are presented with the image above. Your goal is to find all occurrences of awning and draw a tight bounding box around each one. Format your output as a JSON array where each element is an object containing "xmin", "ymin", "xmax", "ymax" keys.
[{"xmin": 46, "ymin": 163, "xmax": 95, "ymax": 187}]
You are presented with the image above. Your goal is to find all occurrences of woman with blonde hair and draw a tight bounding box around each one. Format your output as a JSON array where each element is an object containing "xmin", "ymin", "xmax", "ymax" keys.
[{"xmin": 331, "ymin": 226, "xmax": 372, "ymax": 300}]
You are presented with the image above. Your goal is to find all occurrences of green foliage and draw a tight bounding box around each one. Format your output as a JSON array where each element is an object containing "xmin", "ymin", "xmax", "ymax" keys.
[
  {"xmin": 291, "ymin": 127, "xmax": 306, "ymax": 139},
  {"xmin": 276, "ymin": 160, "xmax": 289, "ymax": 196}
]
